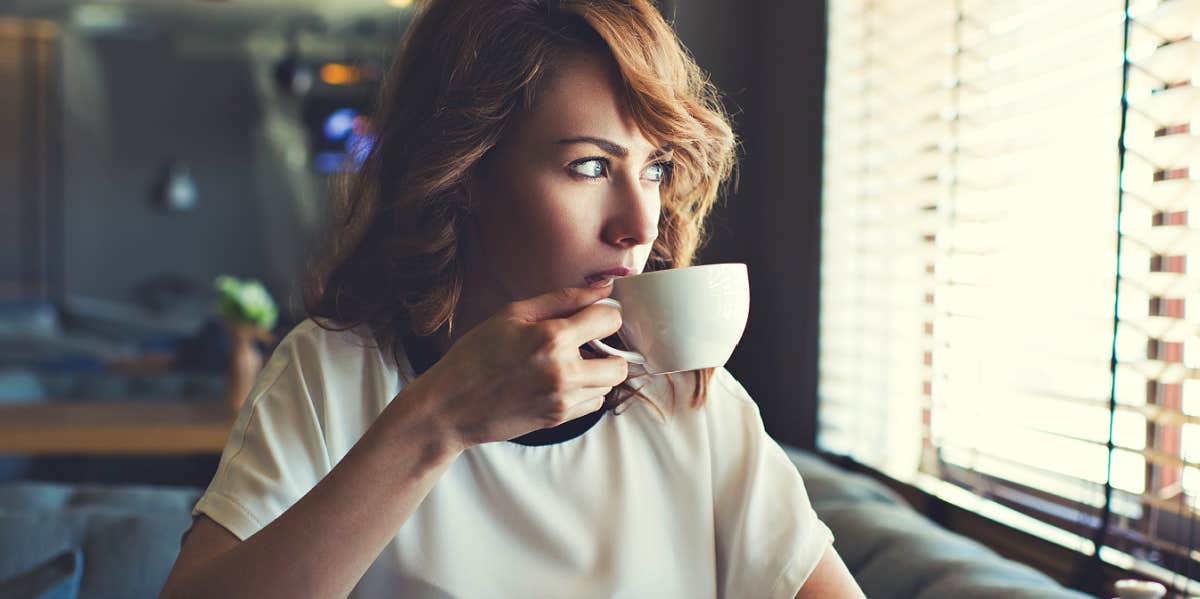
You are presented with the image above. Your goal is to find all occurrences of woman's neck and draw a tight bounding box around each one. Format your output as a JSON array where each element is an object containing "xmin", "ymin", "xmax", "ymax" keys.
[{"xmin": 432, "ymin": 255, "xmax": 511, "ymax": 357}]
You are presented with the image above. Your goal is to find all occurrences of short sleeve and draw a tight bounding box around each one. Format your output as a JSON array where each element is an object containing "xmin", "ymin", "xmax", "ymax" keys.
[
  {"xmin": 190, "ymin": 326, "xmax": 335, "ymax": 541},
  {"xmin": 706, "ymin": 369, "xmax": 835, "ymax": 599}
]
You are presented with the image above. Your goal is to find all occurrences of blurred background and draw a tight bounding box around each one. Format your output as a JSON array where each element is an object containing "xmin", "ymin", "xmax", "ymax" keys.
[
  {"xmin": 1, "ymin": 0, "xmax": 1199, "ymax": 598},
  {"xmin": 0, "ymin": 0, "xmax": 419, "ymax": 485}
]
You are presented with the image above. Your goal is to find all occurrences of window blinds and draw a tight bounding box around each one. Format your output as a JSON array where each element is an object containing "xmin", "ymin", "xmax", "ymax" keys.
[
  {"xmin": 819, "ymin": 0, "xmax": 1200, "ymax": 587},
  {"xmin": 1110, "ymin": 0, "xmax": 1200, "ymax": 582}
]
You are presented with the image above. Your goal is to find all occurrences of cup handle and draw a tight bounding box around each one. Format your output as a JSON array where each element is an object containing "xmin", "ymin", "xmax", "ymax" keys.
[{"xmin": 587, "ymin": 298, "xmax": 646, "ymax": 364}]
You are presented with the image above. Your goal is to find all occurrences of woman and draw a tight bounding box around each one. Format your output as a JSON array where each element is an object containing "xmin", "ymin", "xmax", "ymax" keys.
[{"xmin": 161, "ymin": 1, "xmax": 864, "ymax": 597}]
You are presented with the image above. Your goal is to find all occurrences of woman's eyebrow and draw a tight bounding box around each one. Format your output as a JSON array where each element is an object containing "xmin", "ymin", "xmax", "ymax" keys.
[
  {"xmin": 558, "ymin": 136, "xmax": 628, "ymax": 157},
  {"xmin": 557, "ymin": 136, "xmax": 671, "ymax": 160}
]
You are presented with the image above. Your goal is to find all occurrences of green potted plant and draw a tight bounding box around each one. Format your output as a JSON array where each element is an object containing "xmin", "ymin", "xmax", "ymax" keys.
[{"xmin": 214, "ymin": 276, "xmax": 278, "ymax": 415}]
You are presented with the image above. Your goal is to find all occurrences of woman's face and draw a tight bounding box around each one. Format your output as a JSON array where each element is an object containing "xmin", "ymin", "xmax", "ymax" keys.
[{"xmin": 463, "ymin": 49, "xmax": 668, "ymax": 311}]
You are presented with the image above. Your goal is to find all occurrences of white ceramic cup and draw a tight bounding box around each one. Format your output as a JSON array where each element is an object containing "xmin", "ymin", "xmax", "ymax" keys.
[{"xmin": 586, "ymin": 263, "xmax": 750, "ymax": 375}]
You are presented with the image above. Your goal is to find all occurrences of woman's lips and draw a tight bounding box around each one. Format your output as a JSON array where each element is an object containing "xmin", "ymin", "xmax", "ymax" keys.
[{"xmin": 584, "ymin": 267, "xmax": 632, "ymax": 287}]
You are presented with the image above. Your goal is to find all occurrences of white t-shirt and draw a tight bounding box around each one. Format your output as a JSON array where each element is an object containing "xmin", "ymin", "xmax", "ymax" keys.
[{"xmin": 192, "ymin": 319, "xmax": 834, "ymax": 598}]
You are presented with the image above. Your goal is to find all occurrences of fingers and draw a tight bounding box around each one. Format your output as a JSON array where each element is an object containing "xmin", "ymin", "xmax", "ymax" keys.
[
  {"xmin": 573, "ymin": 355, "xmax": 629, "ymax": 389},
  {"xmin": 559, "ymin": 301, "xmax": 623, "ymax": 347},
  {"xmin": 514, "ymin": 285, "xmax": 613, "ymax": 322},
  {"xmin": 560, "ymin": 387, "xmax": 612, "ymax": 422}
]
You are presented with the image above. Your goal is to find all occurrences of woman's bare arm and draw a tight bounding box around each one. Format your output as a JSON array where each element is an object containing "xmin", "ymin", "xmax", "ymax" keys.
[
  {"xmin": 794, "ymin": 546, "xmax": 867, "ymax": 599},
  {"xmin": 160, "ymin": 285, "xmax": 626, "ymax": 599},
  {"xmin": 160, "ymin": 389, "xmax": 462, "ymax": 599}
]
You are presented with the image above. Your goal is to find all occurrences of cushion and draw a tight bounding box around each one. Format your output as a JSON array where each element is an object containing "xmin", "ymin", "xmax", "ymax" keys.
[
  {"xmin": 0, "ymin": 549, "xmax": 82, "ymax": 599},
  {"xmin": 819, "ymin": 502, "xmax": 999, "ymax": 574},
  {"xmin": 784, "ymin": 448, "xmax": 907, "ymax": 509},
  {"xmin": 916, "ymin": 567, "xmax": 1095, "ymax": 599},
  {"xmin": 0, "ymin": 484, "xmax": 200, "ymax": 599},
  {"xmin": 78, "ymin": 511, "xmax": 192, "ymax": 598},
  {"xmin": 811, "ymin": 486, "xmax": 1093, "ymax": 599},
  {"xmin": 784, "ymin": 450, "xmax": 1093, "ymax": 598},
  {"xmin": 0, "ymin": 512, "xmax": 78, "ymax": 588}
]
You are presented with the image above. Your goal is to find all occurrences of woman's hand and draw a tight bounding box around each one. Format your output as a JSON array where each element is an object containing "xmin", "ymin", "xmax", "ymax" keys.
[{"xmin": 401, "ymin": 284, "xmax": 628, "ymax": 449}]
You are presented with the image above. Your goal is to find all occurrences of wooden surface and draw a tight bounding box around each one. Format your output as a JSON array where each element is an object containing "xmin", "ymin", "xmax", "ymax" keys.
[{"xmin": 0, "ymin": 400, "xmax": 233, "ymax": 455}]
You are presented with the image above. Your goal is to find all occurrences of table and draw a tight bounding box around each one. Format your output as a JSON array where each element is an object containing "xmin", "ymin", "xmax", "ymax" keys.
[{"xmin": 0, "ymin": 400, "xmax": 232, "ymax": 455}]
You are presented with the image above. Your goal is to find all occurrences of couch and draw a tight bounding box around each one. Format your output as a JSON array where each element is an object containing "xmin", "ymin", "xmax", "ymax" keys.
[
  {"xmin": 0, "ymin": 447, "xmax": 1096, "ymax": 598},
  {"xmin": 783, "ymin": 449, "xmax": 1094, "ymax": 598}
]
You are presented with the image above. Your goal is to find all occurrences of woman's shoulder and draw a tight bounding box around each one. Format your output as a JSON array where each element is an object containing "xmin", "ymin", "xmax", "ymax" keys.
[
  {"xmin": 241, "ymin": 318, "xmax": 400, "ymax": 419},
  {"xmin": 277, "ymin": 317, "xmax": 378, "ymax": 351},
  {"xmin": 269, "ymin": 318, "xmax": 393, "ymax": 372}
]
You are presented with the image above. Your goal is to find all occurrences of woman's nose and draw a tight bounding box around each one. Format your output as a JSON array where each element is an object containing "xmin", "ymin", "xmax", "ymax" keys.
[{"xmin": 603, "ymin": 177, "xmax": 659, "ymax": 248}]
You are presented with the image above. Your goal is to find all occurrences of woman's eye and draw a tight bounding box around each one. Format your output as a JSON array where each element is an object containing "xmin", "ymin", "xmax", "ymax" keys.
[
  {"xmin": 642, "ymin": 161, "xmax": 670, "ymax": 183},
  {"xmin": 569, "ymin": 159, "xmax": 607, "ymax": 178}
]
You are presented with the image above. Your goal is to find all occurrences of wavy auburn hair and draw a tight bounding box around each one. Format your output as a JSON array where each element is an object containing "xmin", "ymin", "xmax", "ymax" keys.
[{"xmin": 306, "ymin": 0, "xmax": 737, "ymax": 411}]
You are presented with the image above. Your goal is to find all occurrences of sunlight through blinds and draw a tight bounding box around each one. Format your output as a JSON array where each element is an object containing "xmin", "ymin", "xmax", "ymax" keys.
[
  {"xmin": 818, "ymin": 0, "xmax": 1200, "ymax": 588},
  {"xmin": 1107, "ymin": 0, "xmax": 1200, "ymax": 584}
]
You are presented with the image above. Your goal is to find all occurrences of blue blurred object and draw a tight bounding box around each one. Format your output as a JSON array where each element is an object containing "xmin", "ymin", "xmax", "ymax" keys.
[
  {"xmin": 0, "ymin": 370, "xmax": 225, "ymax": 403},
  {"xmin": 0, "ymin": 297, "xmax": 60, "ymax": 337},
  {"xmin": 0, "ymin": 548, "xmax": 82, "ymax": 599},
  {"xmin": 313, "ymin": 108, "xmax": 374, "ymax": 173},
  {"xmin": 0, "ymin": 483, "xmax": 198, "ymax": 598},
  {"xmin": 0, "ymin": 293, "xmax": 217, "ymax": 373},
  {"xmin": 0, "ymin": 370, "xmax": 47, "ymax": 402},
  {"xmin": 322, "ymin": 107, "xmax": 357, "ymax": 141}
]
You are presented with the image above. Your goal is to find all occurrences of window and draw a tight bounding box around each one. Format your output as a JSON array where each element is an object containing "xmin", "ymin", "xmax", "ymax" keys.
[{"xmin": 819, "ymin": 0, "xmax": 1200, "ymax": 590}]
